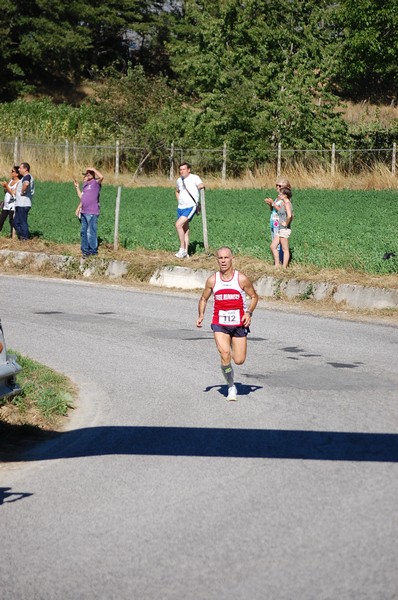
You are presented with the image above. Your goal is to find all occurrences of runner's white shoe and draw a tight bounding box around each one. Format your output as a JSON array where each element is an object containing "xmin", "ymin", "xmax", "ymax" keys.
[
  {"xmin": 227, "ymin": 385, "xmax": 237, "ymax": 401},
  {"xmin": 175, "ymin": 250, "xmax": 188, "ymax": 258}
]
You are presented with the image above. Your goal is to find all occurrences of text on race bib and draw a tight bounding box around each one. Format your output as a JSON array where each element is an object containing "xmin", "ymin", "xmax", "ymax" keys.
[{"xmin": 218, "ymin": 309, "xmax": 240, "ymax": 324}]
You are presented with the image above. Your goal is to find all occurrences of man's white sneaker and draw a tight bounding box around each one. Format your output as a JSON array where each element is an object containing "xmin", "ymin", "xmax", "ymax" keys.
[
  {"xmin": 227, "ymin": 385, "xmax": 237, "ymax": 401},
  {"xmin": 175, "ymin": 250, "xmax": 187, "ymax": 258}
]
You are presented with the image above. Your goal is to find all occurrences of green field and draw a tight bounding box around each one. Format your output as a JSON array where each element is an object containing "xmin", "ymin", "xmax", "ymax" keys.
[{"xmin": 2, "ymin": 182, "xmax": 398, "ymax": 274}]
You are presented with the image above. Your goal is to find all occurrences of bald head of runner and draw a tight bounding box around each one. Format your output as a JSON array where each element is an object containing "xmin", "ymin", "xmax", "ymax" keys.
[{"xmin": 216, "ymin": 247, "xmax": 234, "ymax": 276}]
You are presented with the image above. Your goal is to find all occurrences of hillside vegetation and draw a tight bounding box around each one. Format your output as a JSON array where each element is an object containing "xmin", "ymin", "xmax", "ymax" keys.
[{"xmin": 0, "ymin": 1, "xmax": 397, "ymax": 175}]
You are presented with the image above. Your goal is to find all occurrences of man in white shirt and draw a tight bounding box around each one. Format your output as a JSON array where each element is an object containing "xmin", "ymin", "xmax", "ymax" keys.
[{"xmin": 174, "ymin": 162, "xmax": 204, "ymax": 258}]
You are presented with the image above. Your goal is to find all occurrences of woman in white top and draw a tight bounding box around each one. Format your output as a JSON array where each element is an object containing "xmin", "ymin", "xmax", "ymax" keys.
[{"xmin": 0, "ymin": 166, "xmax": 21, "ymax": 236}]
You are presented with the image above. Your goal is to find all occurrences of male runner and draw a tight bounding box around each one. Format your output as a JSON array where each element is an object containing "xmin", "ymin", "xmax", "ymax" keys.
[{"xmin": 196, "ymin": 247, "xmax": 258, "ymax": 400}]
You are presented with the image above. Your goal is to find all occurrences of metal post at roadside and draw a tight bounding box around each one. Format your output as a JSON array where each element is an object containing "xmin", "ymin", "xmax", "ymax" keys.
[
  {"xmin": 277, "ymin": 143, "xmax": 282, "ymax": 178},
  {"xmin": 115, "ymin": 140, "xmax": 120, "ymax": 179},
  {"xmin": 13, "ymin": 137, "xmax": 18, "ymax": 164},
  {"xmin": 19, "ymin": 129, "xmax": 24, "ymax": 161},
  {"xmin": 331, "ymin": 143, "xmax": 336, "ymax": 176},
  {"xmin": 65, "ymin": 139, "xmax": 69, "ymax": 166},
  {"xmin": 200, "ymin": 189, "xmax": 209, "ymax": 253},
  {"xmin": 392, "ymin": 143, "xmax": 396, "ymax": 176},
  {"xmin": 169, "ymin": 142, "xmax": 174, "ymax": 181},
  {"xmin": 114, "ymin": 186, "xmax": 122, "ymax": 251},
  {"xmin": 222, "ymin": 142, "xmax": 227, "ymax": 181}
]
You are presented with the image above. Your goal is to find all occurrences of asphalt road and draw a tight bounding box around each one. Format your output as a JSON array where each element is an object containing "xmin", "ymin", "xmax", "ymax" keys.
[{"xmin": 1, "ymin": 274, "xmax": 397, "ymax": 600}]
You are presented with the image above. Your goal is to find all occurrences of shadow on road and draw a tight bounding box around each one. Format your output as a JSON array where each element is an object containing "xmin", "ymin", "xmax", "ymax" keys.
[
  {"xmin": 0, "ymin": 487, "xmax": 33, "ymax": 504},
  {"xmin": 3, "ymin": 425, "xmax": 397, "ymax": 464}
]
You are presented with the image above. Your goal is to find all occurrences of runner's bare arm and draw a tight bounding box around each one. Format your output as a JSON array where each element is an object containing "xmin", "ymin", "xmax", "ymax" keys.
[
  {"xmin": 239, "ymin": 273, "xmax": 259, "ymax": 327},
  {"xmin": 196, "ymin": 274, "xmax": 215, "ymax": 328}
]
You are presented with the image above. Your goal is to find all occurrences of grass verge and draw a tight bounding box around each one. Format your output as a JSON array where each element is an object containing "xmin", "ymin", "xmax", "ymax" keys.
[
  {"xmin": 0, "ymin": 351, "xmax": 76, "ymax": 457},
  {"xmin": 2, "ymin": 183, "xmax": 398, "ymax": 275}
]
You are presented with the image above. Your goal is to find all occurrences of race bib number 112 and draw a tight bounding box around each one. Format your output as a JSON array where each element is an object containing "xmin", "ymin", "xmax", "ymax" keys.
[{"xmin": 219, "ymin": 309, "xmax": 240, "ymax": 324}]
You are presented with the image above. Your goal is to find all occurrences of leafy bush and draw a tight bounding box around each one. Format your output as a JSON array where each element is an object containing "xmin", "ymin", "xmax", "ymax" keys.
[{"xmin": 0, "ymin": 98, "xmax": 107, "ymax": 143}]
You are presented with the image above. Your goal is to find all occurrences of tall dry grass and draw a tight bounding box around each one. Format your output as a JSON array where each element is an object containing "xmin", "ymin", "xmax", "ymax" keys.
[
  {"xmin": 340, "ymin": 100, "xmax": 398, "ymax": 125},
  {"xmin": 1, "ymin": 154, "xmax": 397, "ymax": 190},
  {"xmin": 205, "ymin": 163, "xmax": 398, "ymax": 190}
]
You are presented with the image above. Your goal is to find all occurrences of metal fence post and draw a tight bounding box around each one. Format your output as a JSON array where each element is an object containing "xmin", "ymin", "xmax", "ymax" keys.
[
  {"xmin": 331, "ymin": 143, "xmax": 336, "ymax": 176},
  {"xmin": 115, "ymin": 140, "xmax": 120, "ymax": 178},
  {"xmin": 13, "ymin": 136, "xmax": 18, "ymax": 164},
  {"xmin": 114, "ymin": 186, "xmax": 122, "ymax": 251},
  {"xmin": 19, "ymin": 129, "xmax": 24, "ymax": 160},
  {"xmin": 277, "ymin": 143, "xmax": 282, "ymax": 177},
  {"xmin": 200, "ymin": 190, "xmax": 209, "ymax": 253},
  {"xmin": 3, "ymin": 136, "xmax": 398, "ymax": 178},
  {"xmin": 169, "ymin": 142, "xmax": 174, "ymax": 180},
  {"xmin": 222, "ymin": 142, "xmax": 227, "ymax": 180}
]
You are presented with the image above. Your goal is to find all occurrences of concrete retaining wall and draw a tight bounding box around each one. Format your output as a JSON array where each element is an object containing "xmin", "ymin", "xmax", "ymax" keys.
[
  {"xmin": 151, "ymin": 268, "xmax": 398, "ymax": 309},
  {"xmin": 1, "ymin": 250, "xmax": 397, "ymax": 310}
]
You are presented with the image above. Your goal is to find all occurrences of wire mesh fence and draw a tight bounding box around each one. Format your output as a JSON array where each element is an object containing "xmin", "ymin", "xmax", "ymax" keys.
[{"xmin": 1, "ymin": 137, "xmax": 396, "ymax": 178}]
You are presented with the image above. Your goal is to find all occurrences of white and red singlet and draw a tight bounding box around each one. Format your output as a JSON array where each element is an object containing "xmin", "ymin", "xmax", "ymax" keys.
[{"xmin": 212, "ymin": 270, "xmax": 247, "ymax": 326}]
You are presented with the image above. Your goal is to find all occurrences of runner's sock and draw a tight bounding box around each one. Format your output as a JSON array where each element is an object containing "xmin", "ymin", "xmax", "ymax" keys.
[{"xmin": 221, "ymin": 364, "xmax": 234, "ymax": 386}]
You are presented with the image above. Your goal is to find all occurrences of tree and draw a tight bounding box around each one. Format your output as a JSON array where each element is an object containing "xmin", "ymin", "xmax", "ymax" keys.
[
  {"xmin": 0, "ymin": 0, "xmax": 176, "ymax": 100},
  {"xmin": 89, "ymin": 65, "xmax": 183, "ymax": 146},
  {"xmin": 9, "ymin": 0, "xmax": 92, "ymax": 92},
  {"xmin": 0, "ymin": 0, "xmax": 26, "ymax": 99},
  {"xmin": 334, "ymin": 0, "xmax": 398, "ymax": 101},
  {"xmin": 167, "ymin": 0, "xmax": 347, "ymax": 167}
]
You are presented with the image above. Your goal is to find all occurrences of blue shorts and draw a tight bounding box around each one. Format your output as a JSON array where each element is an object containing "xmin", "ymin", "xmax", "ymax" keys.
[
  {"xmin": 211, "ymin": 324, "xmax": 250, "ymax": 337},
  {"xmin": 177, "ymin": 206, "xmax": 196, "ymax": 221}
]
